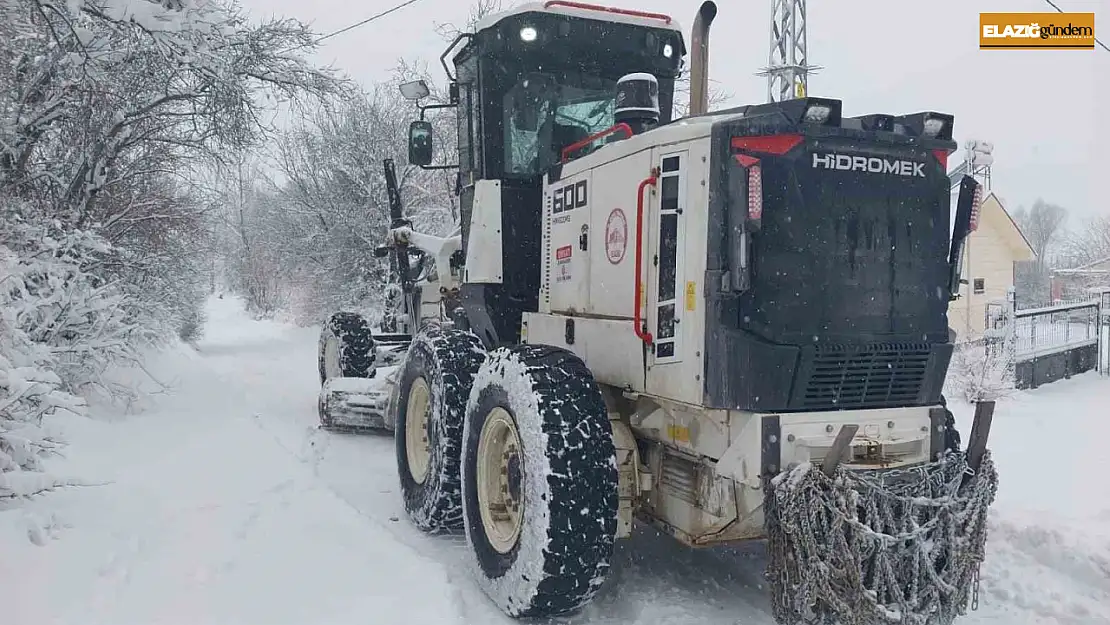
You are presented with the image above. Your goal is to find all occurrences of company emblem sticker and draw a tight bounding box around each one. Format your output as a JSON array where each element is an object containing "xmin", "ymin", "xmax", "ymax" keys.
[{"xmin": 605, "ymin": 208, "xmax": 628, "ymax": 264}]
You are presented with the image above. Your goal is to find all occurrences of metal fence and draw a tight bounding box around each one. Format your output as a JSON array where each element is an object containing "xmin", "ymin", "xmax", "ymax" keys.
[{"xmin": 981, "ymin": 291, "xmax": 1107, "ymax": 388}]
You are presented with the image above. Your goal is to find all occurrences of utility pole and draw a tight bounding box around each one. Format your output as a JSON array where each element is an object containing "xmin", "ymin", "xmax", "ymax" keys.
[{"xmin": 758, "ymin": 0, "xmax": 820, "ymax": 102}]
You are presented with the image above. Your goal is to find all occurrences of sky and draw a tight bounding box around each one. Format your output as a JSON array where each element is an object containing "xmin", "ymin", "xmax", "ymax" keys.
[{"xmin": 236, "ymin": 0, "xmax": 1108, "ymax": 226}]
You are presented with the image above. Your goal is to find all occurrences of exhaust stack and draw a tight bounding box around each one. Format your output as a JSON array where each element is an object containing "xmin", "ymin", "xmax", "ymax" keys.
[{"xmin": 688, "ymin": 1, "xmax": 717, "ymax": 116}]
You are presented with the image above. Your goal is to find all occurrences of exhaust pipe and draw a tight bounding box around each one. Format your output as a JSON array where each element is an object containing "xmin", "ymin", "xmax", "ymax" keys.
[{"xmin": 688, "ymin": 1, "xmax": 717, "ymax": 116}]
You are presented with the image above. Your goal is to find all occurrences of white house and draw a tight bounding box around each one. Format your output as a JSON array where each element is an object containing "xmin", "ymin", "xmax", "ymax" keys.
[{"xmin": 948, "ymin": 191, "xmax": 1036, "ymax": 338}]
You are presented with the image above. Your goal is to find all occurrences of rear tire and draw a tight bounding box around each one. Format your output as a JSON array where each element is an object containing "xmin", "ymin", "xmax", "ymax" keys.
[
  {"xmin": 318, "ymin": 312, "xmax": 376, "ymax": 384},
  {"xmin": 395, "ymin": 324, "xmax": 486, "ymax": 533},
  {"xmin": 462, "ymin": 344, "xmax": 618, "ymax": 618}
]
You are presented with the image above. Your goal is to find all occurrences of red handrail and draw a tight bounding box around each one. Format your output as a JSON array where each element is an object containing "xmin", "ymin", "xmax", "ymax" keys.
[
  {"xmin": 560, "ymin": 123, "xmax": 634, "ymax": 164},
  {"xmin": 543, "ymin": 1, "xmax": 673, "ymax": 24},
  {"xmin": 634, "ymin": 171, "xmax": 658, "ymax": 345}
]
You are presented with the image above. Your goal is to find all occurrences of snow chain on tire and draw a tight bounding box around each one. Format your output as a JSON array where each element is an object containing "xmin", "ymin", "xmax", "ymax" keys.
[
  {"xmin": 395, "ymin": 324, "xmax": 486, "ymax": 533},
  {"xmin": 462, "ymin": 344, "xmax": 619, "ymax": 618},
  {"xmin": 318, "ymin": 311, "xmax": 376, "ymax": 384},
  {"xmin": 763, "ymin": 450, "xmax": 999, "ymax": 625}
]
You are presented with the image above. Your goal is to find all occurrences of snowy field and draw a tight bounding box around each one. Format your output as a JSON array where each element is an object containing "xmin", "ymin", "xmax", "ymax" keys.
[{"xmin": 2, "ymin": 296, "xmax": 1108, "ymax": 625}]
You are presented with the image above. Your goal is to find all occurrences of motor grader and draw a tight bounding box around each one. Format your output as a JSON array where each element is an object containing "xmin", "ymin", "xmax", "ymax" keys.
[{"xmin": 316, "ymin": 2, "xmax": 999, "ymax": 623}]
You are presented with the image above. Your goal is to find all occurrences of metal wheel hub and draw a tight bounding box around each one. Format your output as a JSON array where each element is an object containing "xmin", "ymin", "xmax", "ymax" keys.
[
  {"xmin": 476, "ymin": 407, "xmax": 524, "ymax": 554},
  {"xmin": 405, "ymin": 377, "xmax": 432, "ymax": 484}
]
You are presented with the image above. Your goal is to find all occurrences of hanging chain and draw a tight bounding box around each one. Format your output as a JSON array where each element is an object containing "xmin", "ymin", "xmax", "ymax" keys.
[
  {"xmin": 972, "ymin": 566, "xmax": 981, "ymax": 611},
  {"xmin": 764, "ymin": 450, "xmax": 1000, "ymax": 625}
]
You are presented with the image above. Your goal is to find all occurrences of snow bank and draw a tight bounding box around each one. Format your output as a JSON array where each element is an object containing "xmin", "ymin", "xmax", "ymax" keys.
[
  {"xmin": 948, "ymin": 372, "xmax": 1110, "ymax": 623},
  {"xmin": 1, "ymin": 295, "xmax": 464, "ymax": 625}
]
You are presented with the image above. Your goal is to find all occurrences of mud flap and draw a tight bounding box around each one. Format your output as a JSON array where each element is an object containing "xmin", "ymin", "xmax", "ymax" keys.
[{"xmin": 762, "ymin": 404, "xmax": 999, "ymax": 625}]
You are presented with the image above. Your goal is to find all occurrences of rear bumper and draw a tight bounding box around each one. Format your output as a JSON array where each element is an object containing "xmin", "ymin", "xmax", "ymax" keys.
[
  {"xmin": 716, "ymin": 405, "xmax": 942, "ymax": 489},
  {"xmin": 646, "ymin": 405, "xmax": 949, "ymax": 546}
]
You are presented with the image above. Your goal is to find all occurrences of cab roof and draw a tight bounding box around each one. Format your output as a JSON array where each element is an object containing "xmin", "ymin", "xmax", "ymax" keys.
[{"xmin": 474, "ymin": 1, "xmax": 685, "ymax": 34}]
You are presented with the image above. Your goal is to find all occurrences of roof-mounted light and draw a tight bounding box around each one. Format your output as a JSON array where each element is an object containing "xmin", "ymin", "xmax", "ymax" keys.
[
  {"xmin": 803, "ymin": 104, "xmax": 832, "ymax": 124},
  {"xmin": 923, "ymin": 117, "xmax": 947, "ymax": 137},
  {"xmin": 854, "ymin": 114, "xmax": 895, "ymax": 132},
  {"xmin": 795, "ymin": 97, "xmax": 842, "ymax": 126},
  {"xmin": 399, "ymin": 80, "xmax": 430, "ymax": 101},
  {"xmin": 895, "ymin": 112, "xmax": 955, "ymax": 141}
]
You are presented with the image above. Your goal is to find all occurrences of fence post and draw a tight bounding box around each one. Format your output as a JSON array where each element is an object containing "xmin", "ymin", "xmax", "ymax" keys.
[
  {"xmin": 1096, "ymin": 290, "xmax": 1105, "ymax": 375},
  {"xmin": 1007, "ymin": 287, "xmax": 1017, "ymax": 343}
]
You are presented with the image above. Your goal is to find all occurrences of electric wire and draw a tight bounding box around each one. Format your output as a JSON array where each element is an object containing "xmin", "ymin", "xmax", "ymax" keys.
[
  {"xmin": 1040, "ymin": 0, "xmax": 1108, "ymax": 52},
  {"xmin": 314, "ymin": 0, "xmax": 425, "ymax": 44}
]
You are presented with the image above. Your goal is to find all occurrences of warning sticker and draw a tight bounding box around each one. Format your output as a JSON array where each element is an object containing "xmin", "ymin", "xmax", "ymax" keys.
[
  {"xmin": 605, "ymin": 208, "xmax": 628, "ymax": 265},
  {"xmin": 555, "ymin": 244, "xmax": 572, "ymax": 283},
  {"xmin": 685, "ymin": 281, "xmax": 696, "ymax": 311}
]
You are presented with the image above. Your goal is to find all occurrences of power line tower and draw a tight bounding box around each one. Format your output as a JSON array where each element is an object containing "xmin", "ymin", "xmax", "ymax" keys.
[{"xmin": 757, "ymin": 0, "xmax": 820, "ymax": 102}]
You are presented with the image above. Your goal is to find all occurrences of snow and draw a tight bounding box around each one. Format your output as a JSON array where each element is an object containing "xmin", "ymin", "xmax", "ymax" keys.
[{"xmin": 2, "ymin": 295, "xmax": 1108, "ymax": 625}]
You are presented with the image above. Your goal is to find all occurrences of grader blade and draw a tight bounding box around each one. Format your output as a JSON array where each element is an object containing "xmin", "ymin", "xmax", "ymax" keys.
[
  {"xmin": 764, "ymin": 406, "xmax": 999, "ymax": 625},
  {"xmin": 318, "ymin": 367, "xmax": 399, "ymax": 432}
]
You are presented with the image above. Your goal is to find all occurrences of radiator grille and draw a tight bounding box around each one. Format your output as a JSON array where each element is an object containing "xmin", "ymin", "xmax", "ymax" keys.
[
  {"xmin": 659, "ymin": 453, "xmax": 698, "ymax": 506},
  {"xmin": 800, "ymin": 343, "xmax": 931, "ymax": 410}
]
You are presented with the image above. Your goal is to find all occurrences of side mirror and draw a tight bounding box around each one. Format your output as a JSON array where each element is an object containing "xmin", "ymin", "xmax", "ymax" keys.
[{"xmin": 408, "ymin": 120, "xmax": 434, "ymax": 167}]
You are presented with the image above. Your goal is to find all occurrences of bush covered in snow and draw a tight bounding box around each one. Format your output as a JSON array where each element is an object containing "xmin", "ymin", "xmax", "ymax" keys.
[
  {"xmin": 0, "ymin": 0, "xmax": 339, "ymax": 503},
  {"xmin": 945, "ymin": 333, "xmax": 1018, "ymax": 404}
]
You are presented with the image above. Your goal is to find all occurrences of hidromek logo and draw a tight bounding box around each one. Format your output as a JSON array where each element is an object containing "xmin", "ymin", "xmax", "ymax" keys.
[{"xmin": 811, "ymin": 153, "xmax": 926, "ymax": 178}]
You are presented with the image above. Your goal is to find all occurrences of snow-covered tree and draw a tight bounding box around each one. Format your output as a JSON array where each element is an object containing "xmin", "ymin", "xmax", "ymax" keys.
[
  {"xmin": 1061, "ymin": 214, "xmax": 1110, "ymax": 268},
  {"xmin": 0, "ymin": 0, "xmax": 340, "ymax": 500},
  {"xmin": 1012, "ymin": 199, "xmax": 1068, "ymax": 307},
  {"xmin": 212, "ymin": 70, "xmax": 457, "ymax": 325}
]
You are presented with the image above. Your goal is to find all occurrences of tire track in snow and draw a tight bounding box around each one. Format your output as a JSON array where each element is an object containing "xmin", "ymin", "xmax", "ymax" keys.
[
  {"xmin": 245, "ymin": 412, "xmax": 495, "ymax": 625},
  {"xmin": 195, "ymin": 299, "xmax": 1110, "ymax": 625}
]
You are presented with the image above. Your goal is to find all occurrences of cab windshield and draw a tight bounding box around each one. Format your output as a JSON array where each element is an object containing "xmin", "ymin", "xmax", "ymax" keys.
[{"xmin": 502, "ymin": 71, "xmax": 615, "ymax": 177}]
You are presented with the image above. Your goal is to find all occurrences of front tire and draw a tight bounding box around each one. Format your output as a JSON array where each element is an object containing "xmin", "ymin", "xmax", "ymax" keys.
[
  {"xmin": 395, "ymin": 324, "xmax": 486, "ymax": 533},
  {"xmin": 318, "ymin": 311, "xmax": 376, "ymax": 384},
  {"xmin": 462, "ymin": 344, "xmax": 619, "ymax": 618}
]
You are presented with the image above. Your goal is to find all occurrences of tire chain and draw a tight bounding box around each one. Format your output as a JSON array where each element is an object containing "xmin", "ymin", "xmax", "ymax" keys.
[{"xmin": 763, "ymin": 450, "xmax": 999, "ymax": 625}]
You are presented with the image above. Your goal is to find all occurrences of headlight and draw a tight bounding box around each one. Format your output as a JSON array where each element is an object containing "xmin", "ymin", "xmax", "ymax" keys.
[
  {"xmin": 520, "ymin": 26, "xmax": 537, "ymax": 42},
  {"xmin": 803, "ymin": 104, "xmax": 831, "ymax": 124},
  {"xmin": 923, "ymin": 118, "xmax": 946, "ymax": 137}
]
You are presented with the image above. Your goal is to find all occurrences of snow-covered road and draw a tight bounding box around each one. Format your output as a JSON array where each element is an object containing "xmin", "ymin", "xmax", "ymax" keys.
[{"xmin": 3, "ymin": 296, "xmax": 1108, "ymax": 625}]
